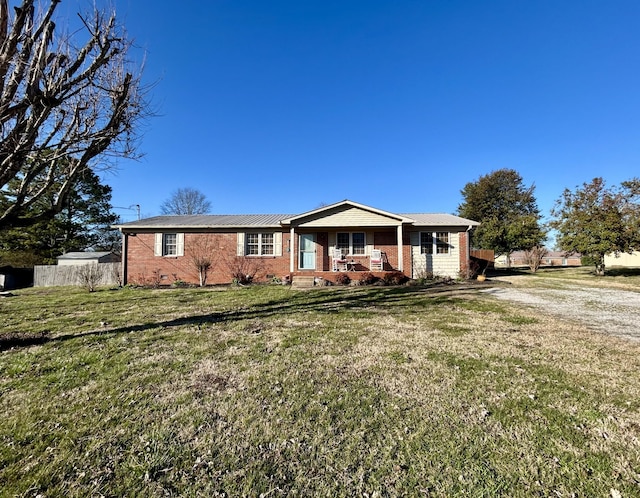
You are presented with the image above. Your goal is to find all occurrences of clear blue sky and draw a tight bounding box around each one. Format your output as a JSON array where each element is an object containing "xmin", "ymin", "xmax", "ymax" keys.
[{"xmin": 101, "ymin": 0, "xmax": 639, "ymax": 222}]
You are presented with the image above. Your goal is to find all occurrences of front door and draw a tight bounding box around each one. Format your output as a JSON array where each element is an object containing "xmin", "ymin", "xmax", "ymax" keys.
[{"xmin": 299, "ymin": 234, "xmax": 316, "ymax": 270}]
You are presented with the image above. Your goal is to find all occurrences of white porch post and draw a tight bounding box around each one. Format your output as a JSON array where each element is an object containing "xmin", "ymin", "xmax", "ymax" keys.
[
  {"xmin": 290, "ymin": 227, "xmax": 295, "ymax": 272},
  {"xmin": 397, "ymin": 224, "xmax": 403, "ymax": 272}
]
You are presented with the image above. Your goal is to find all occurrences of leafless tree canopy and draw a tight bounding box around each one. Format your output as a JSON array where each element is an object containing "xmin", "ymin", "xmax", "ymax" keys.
[
  {"xmin": 160, "ymin": 188, "xmax": 211, "ymax": 215},
  {"xmin": 0, "ymin": 0, "xmax": 147, "ymax": 229},
  {"xmin": 190, "ymin": 235, "xmax": 214, "ymax": 286}
]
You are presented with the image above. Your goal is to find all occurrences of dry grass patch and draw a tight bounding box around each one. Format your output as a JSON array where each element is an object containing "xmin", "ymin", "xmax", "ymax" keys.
[{"xmin": 1, "ymin": 284, "xmax": 640, "ymax": 495}]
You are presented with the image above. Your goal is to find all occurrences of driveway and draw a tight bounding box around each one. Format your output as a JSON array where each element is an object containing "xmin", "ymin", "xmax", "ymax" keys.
[{"xmin": 481, "ymin": 277, "xmax": 640, "ymax": 342}]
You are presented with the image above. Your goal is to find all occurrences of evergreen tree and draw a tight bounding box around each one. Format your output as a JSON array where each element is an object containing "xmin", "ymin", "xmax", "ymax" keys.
[
  {"xmin": 0, "ymin": 170, "xmax": 118, "ymax": 266},
  {"xmin": 458, "ymin": 169, "xmax": 546, "ymax": 257}
]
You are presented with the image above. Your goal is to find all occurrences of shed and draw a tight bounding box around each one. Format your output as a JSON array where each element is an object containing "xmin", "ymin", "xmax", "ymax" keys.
[{"xmin": 57, "ymin": 251, "xmax": 121, "ymax": 266}]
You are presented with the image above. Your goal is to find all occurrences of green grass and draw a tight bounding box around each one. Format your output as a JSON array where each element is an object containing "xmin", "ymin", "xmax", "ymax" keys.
[
  {"xmin": 1, "ymin": 281, "xmax": 640, "ymax": 496},
  {"xmin": 493, "ymin": 265, "xmax": 640, "ymax": 291}
]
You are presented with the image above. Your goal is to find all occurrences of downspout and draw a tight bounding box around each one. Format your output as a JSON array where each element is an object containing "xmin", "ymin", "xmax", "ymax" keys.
[
  {"xmin": 465, "ymin": 225, "xmax": 473, "ymax": 268},
  {"xmin": 121, "ymin": 230, "xmax": 128, "ymax": 286}
]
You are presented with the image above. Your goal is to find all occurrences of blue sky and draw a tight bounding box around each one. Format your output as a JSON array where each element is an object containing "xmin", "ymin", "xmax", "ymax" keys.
[{"xmin": 99, "ymin": 0, "xmax": 639, "ymax": 222}]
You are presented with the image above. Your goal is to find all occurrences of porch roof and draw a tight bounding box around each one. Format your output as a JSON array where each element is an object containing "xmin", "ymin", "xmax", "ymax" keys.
[{"xmin": 279, "ymin": 200, "xmax": 415, "ymax": 225}]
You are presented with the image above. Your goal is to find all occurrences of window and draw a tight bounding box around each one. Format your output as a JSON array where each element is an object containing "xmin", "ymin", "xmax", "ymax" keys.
[
  {"xmin": 155, "ymin": 233, "xmax": 184, "ymax": 257},
  {"xmin": 420, "ymin": 231, "xmax": 450, "ymax": 255},
  {"xmin": 420, "ymin": 232, "xmax": 434, "ymax": 254},
  {"xmin": 246, "ymin": 233, "xmax": 275, "ymax": 256},
  {"xmin": 436, "ymin": 232, "xmax": 449, "ymax": 254},
  {"xmin": 352, "ymin": 232, "xmax": 365, "ymax": 255},
  {"xmin": 336, "ymin": 232, "xmax": 365, "ymax": 256},
  {"xmin": 163, "ymin": 233, "xmax": 177, "ymax": 255}
]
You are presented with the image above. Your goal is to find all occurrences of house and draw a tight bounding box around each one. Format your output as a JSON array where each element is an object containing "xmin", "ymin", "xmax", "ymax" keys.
[
  {"xmin": 57, "ymin": 251, "xmax": 121, "ymax": 266},
  {"xmin": 495, "ymin": 250, "xmax": 581, "ymax": 268},
  {"xmin": 604, "ymin": 251, "xmax": 640, "ymax": 268},
  {"xmin": 113, "ymin": 200, "xmax": 480, "ymax": 286}
]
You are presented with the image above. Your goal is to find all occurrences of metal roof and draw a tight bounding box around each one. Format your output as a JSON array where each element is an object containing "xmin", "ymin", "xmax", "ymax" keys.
[
  {"xmin": 400, "ymin": 213, "xmax": 480, "ymax": 226},
  {"xmin": 112, "ymin": 205, "xmax": 480, "ymax": 230},
  {"xmin": 57, "ymin": 251, "xmax": 114, "ymax": 260},
  {"xmin": 113, "ymin": 214, "xmax": 295, "ymax": 229}
]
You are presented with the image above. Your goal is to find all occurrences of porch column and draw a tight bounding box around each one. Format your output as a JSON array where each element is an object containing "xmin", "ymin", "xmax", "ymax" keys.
[
  {"xmin": 290, "ymin": 227, "xmax": 295, "ymax": 272},
  {"xmin": 397, "ymin": 224, "xmax": 403, "ymax": 272}
]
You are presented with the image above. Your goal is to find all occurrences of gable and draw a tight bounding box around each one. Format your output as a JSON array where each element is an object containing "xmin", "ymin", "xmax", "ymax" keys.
[{"xmin": 292, "ymin": 205, "xmax": 404, "ymax": 228}]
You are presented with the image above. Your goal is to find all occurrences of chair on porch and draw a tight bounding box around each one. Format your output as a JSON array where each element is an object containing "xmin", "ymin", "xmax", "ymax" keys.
[
  {"xmin": 332, "ymin": 248, "xmax": 347, "ymax": 272},
  {"xmin": 370, "ymin": 249, "xmax": 384, "ymax": 271}
]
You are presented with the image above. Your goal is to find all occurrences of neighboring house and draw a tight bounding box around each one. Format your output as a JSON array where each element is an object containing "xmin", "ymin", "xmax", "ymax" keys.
[
  {"xmin": 495, "ymin": 250, "xmax": 581, "ymax": 268},
  {"xmin": 604, "ymin": 251, "xmax": 640, "ymax": 268},
  {"xmin": 57, "ymin": 251, "xmax": 121, "ymax": 266},
  {"xmin": 113, "ymin": 200, "xmax": 480, "ymax": 286}
]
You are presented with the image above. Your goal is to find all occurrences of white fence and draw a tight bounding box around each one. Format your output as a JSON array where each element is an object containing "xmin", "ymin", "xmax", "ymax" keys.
[{"xmin": 34, "ymin": 263, "xmax": 121, "ymax": 287}]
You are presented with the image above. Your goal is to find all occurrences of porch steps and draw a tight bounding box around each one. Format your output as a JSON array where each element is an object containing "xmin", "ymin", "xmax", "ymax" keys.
[{"xmin": 291, "ymin": 276, "xmax": 316, "ymax": 289}]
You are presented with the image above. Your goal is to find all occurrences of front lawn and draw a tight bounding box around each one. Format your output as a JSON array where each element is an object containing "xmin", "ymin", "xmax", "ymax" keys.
[{"xmin": 1, "ymin": 283, "xmax": 639, "ymax": 496}]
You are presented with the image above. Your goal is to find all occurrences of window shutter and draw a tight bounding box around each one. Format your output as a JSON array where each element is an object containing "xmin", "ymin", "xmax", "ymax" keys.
[
  {"xmin": 274, "ymin": 232, "xmax": 282, "ymax": 256},
  {"xmin": 410, "ymin": 231, "xmax": 419, "ymax": 247},
  {"xmin": 154, "ymin": 233, "xmax": 163, "ymax": 256},
  {"xmin": 366, "ymin": 231, "xmax": 373, "ymax": 255},
  {"xmin": 237, "ymin": 232, "xmax": 245, "ymax": 256},
  {"xmin": 176, "ymin": 233, "xmax": 184, "ymax": 256}
]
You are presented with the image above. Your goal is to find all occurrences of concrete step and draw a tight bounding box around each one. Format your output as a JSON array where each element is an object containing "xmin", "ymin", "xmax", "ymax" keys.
[{"xmin": 291, "ymin": 276, "xmax": 316, "ymax": 288}]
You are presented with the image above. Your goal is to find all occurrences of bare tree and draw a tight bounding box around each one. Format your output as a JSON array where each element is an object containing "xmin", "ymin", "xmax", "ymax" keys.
[
  {"xmin": 222, "ymin": 255, "xmax": 264, "ymax": 285},
  {"xmin": 190, "ymin": 236, "xmax": 214, "ymax": 286},
  {"xmin": 523, "ymin": 245, "xmax": 548, "ymax": 273},
  {"xmin": 0, "ymin": 0, "xmax": 147, "ymax": 229},
  {"xmin": 77, "ymin": 263, "xmax": 103, "ymax": 292},
  {"xmin": 160, "ymin": 188, "xmax": 211, "ymax": 215}
]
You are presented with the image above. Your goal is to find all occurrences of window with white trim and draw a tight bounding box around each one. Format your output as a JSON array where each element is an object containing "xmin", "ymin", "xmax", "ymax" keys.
[
  {"xmin": 336, "ymin": 232, "xmax": 365, "ymax": 256},
  {"xmin": 155, "ymin": 232, "xmax": 184, "ymax": 257},
  {"xmin": 420, "ymin": 231, "xmax": 450, "ymax": 255},
  {"xmin": 163, "ymin": 233, "xmax": 178, "ymax": 256},
  {"xmin": 420, "ymin": 232, "xmax": 434, "ymax": 254},
  {"xmin": 436, "ymin": 232, "xmax": 449, "ymax": 254},
  {"xmin": 246, "ymin": 232, "xmax": 274, "ymax": 256}
]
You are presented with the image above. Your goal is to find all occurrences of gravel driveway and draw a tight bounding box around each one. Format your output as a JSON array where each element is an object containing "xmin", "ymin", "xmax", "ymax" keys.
[{"xmin": 481, "ymin": 278, "xmax": 640, "ymax": 342}]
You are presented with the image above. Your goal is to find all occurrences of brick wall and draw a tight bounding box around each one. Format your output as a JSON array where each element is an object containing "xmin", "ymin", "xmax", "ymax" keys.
[
  {"xmin": 125, "ymin": 231, "xmax": 292, "ymax": 286},
  {"xmin": 459, "ymin": 231, "xmax": 469, "ymax": 272},
  {"xmin": 373, "ymin": 230, "xmax": 398, "ymax": 270}
]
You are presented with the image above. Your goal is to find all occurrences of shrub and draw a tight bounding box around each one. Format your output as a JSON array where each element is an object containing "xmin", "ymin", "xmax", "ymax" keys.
[
  {"xmin": 382, "ymin": 271, "xmax": 408, "ymax": 286},
  {"xmin": 458, "ymin": 259, "xmax": 480, "ymax": 280},
  {"xmin": 335, "ymin": 273, "xmax": 351, "ymax": 286},
  {"xmin": 224, "ymin": 256, "xmax": 263, "ymax": 285},
  {"xmin": 77, "ymin": 264, "xmax": 104, "ymax": 292},
  {"xmin": 358, "ymin": 272, "xmax": 378, "ymax": 285}
]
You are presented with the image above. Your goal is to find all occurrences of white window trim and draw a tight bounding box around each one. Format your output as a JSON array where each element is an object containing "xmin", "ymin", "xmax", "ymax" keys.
[
  {"xmin": 336, "ymin": 232, "xmax": 366, "ymax": 256},
  {"xmin": 154, "ymin": 233, "xmax": 184, "ymax": 257},
  {"xmin": 241, "ymin": 231, "xmax": 282, "ymax": 257},
  {"xmin": 420, "ymin": 231, "xmax": 450, "ymax": 255}
]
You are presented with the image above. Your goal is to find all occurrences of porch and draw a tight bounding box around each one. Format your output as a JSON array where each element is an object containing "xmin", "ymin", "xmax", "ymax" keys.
[
  {"xmin": 287, "ymin": 230, "xmax": 405, "ymax": 275},
  {"xmin": 289, "ymin": 270, "xmax": 396, "ymax": 288}
]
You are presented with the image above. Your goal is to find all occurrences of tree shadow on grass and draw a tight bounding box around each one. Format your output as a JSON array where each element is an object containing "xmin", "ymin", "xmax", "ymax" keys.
[{"xmin": 0, "ymin": 282, "xmax": 490, "ymax": 351}]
